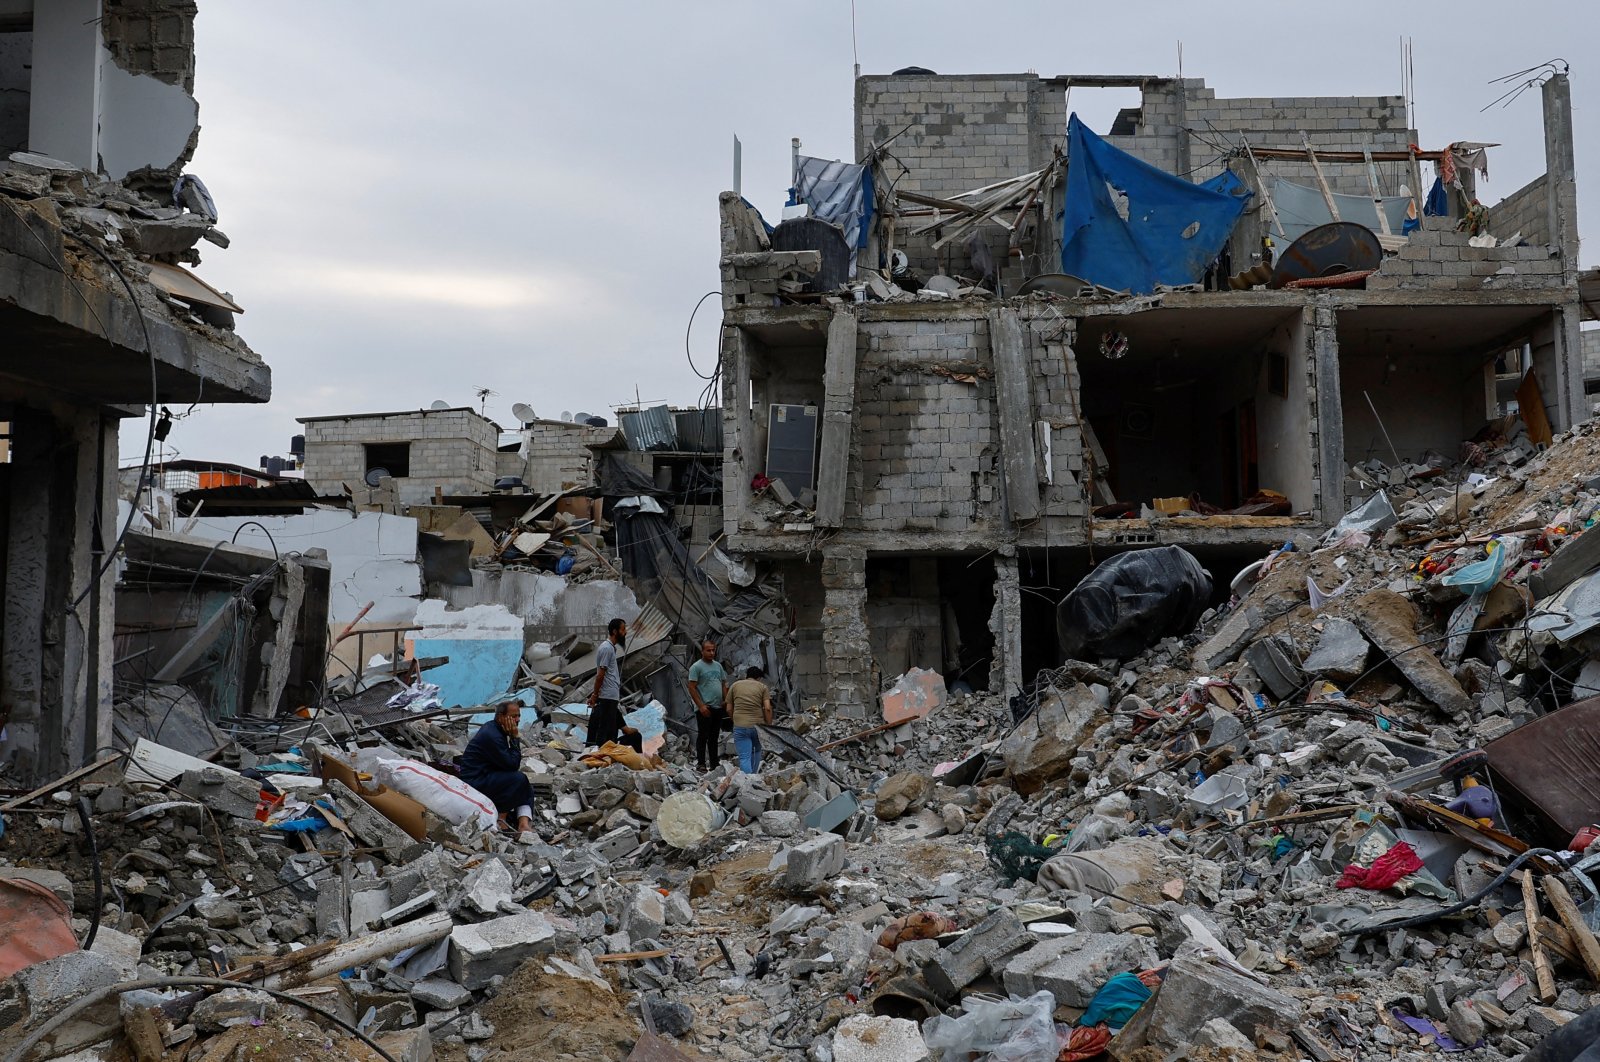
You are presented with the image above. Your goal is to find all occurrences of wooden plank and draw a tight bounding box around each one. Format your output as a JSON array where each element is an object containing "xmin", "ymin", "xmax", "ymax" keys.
[
  {"xmin": 1301, "ymin": 132, "xmax": 1341, "ymax": 222},
  {"xmin": 595, "ymin": 949, "xmax": 669, "ymax": 963},
  {"xmin": 1524, "ymin": 869, "xmax": 1560, "ymax": 1003},
  {"xmin": 1241, "ymin": 138, "xmax": 1286, "ymax": 239},
  {"xmin": 990, "ymin": 308, "xmax": 1041, "ymax": 523},
  {"xmin": 0, "ymin": 753, "xmax": 124, "ymax": 812},
  {"xmin": 1363, "ymin": 147, "xmax": 1393, "ymax": 236},
  {"xmin": 815, "ymin": 309, "xmax": 858, "ymax": 529},
  {"xmin": 1544, "ymin": 876, "xmax": 1600, "ymax": 981}
]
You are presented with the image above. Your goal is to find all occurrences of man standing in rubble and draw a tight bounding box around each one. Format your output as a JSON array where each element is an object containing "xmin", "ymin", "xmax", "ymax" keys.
[
  {"xmin": 725, "ymin": 665, "xmax": 773, "ymax": 775},
  {"xmin": 687, "ymin": 639, "xmax": 730, "ymax": 772},
  {"xmin": 587, "ymin": 617, "xmax": 642, "ymax": 752}
]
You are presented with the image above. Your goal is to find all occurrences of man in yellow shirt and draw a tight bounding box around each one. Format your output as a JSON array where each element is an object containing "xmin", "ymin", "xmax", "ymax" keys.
[{"xmin": 724, "ymin": 666, "xmax": 773, "ymax": 775}]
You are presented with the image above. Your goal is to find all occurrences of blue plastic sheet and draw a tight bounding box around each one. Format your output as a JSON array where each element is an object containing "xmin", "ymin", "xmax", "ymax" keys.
[
  {"xmin": 794, "ymin": 156, "xmax": 874, "ymax": 250},
  {"xmin": 1060, "ymin": 114, "xmax": 1249, "ymax": 294}
]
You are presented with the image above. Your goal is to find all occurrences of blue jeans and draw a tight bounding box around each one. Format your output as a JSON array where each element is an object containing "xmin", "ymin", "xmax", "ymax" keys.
[{"xmin": 733, "ymin": 726, "xmax": 762, "ymax": 774}]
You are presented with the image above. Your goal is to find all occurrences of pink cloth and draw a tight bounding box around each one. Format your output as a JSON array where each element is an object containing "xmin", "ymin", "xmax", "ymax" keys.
[{"xmin": 1336, "ymin": 840, "xmax": 1424, "ymax": 890}]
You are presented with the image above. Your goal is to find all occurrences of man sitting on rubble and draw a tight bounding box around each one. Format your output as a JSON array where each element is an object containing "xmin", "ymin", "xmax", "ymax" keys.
[
  {"xmin": 588, "ymin": 617, "xmax": 643, "ymax": 754},
  {"xmin": 687, "ymin": 639, "xmax": 731, "ymax": 772},
  {"xmin": 726, "ymin": 666, "xmax": 773, "ymax": 775},
  {"xmin": 460, "ymin": 699, "xmax": 535, "ymax": 842}
]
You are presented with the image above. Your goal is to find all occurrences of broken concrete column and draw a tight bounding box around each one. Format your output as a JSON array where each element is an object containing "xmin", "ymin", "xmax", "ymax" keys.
[
  {"xmin": 989, "ymin": 546, "xmax": 1023, "ymax": 701},
  {"xmin": 1353, "ymin": 590, "xmax": 1472, "ymax": 714},
  {"xmin": 820, "ymin": 545, "xmax": 873, "ymax": 716}
]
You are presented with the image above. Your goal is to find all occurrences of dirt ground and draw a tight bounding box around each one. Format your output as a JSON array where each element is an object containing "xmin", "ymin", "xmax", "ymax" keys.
[{"xmin": 435, "ymin": 962, "xmax": 644, "ymax": 1062}]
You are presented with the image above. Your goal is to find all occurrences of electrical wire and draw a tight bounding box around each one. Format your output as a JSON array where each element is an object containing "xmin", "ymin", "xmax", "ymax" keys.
[{"xmin": 684, "ymin": 291, "xmax": 721, "ymax": 380}]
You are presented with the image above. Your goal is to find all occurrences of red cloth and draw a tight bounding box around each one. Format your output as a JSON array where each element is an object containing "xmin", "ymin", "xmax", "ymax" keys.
[
  {"xmin": 1059, "ymin": 1024, "xmax": 1113, "ymax": 1061},
  {"xmin": 1336, "ymin": 840, "xmax": 1424, "ymax": 890}
]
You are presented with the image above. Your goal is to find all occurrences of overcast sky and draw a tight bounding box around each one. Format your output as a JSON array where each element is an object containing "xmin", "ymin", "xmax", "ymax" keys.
[{"xmin": 135, "ymin": 1, "xmax": 1599, "ymax": 468}]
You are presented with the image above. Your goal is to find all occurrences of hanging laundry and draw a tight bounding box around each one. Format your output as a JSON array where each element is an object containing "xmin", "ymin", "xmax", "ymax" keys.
[{"xmin": 1424, "ymin": 176, "xmax": 1450, "ymax": 217}]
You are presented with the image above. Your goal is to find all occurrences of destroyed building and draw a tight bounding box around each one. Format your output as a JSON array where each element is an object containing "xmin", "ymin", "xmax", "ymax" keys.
[
  {"xmin": 297, "ymin": 406, "xmax": 502, "ymax": 505},
  {"xmin": 718, "ymin": 70, "xmax": 1585, "ymax": 712},
  {"xmin": 0, "ymin": 0, "xmax": 269, "ymax": 783}
]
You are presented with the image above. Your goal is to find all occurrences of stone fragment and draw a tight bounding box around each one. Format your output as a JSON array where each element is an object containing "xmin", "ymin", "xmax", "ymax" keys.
[
  {"xmin": 941, "ymin": 804, "xmax": 967, "ymax": 835},
  {"xmin": 643, "ymin": 994, "xmax": 694, "ymax": 1037},
  {"xmin": 998, "ymin": 684, "xmax": 1100, "ymax": 795},
  {"xmin": 760, "ymin": 810, "xmax": 800, "ymax": 837},
  {"xmin": 923, "ymin": 909, "xmax": 1031, "ymax": 998},
  {"xmin": 663, "ymin": 891, "xmax": 694, "ymax": 927},
  {"xmin": 410, "ymin": 978, "xmax": 472, "ymax": 1010},
  {"xmin": 1193, "ymin": 605, "xmax": 1265, "ymax": 671},
  {"xmin": 593, "ymin": 825, "xmax": 641, "ymax": 862},
  {"xmin": 832, "ymin": 1014, "xmax": 930, "ymax": 1061},
  {"xmin": 1447, "ymin": 1000, "xmax": 1485, "ymax": 1046},
  {"xmin": 0, "ymin": 867, "xmax": 75, "ymax": 909},
  {"xmin": 376, "ymin": 1028, "xmax": 436, "ymax": 1062},
  {"xmin": 462, "ymin": 858, "xmax": 514, "ymax": 916},
  {"xmin": 622, "ymin": 886, "xmax": 666, "ymax": 944},
  {"xmin": 447, "ymin": 911, "xmax": 563, "ymax": 990},
  {"xmin": 191, "ymin": 988, "xmax": 278, "ymax": 1032},
  {"xmin": 1111, "ymin": 955, "xmax": 1304, "ymax": 1054},
  {"xmin": 786, "ymin": 834, "xmax": 846, "ymax": 892},
  {"xmin": 1243, "ymin": 634, "xmax": 1304, "ymax": 700},
  {"xmin": 874, "ymin": 772, "xmax": 933, "ymax": 821},
  {"xmin": 1194, "ymin": 1017, "xmax": 1256, "ymax": 1051},
  {"xmin": 1002, "ymin": 932, "xmax": 1156, "ymax": 1008},
  {"xmin": 1303, "ymin": 617, "xmax": 1371, "ymax": 683}
]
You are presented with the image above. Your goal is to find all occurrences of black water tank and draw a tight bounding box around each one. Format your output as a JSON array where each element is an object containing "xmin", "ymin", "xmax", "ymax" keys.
[
  {"xmin": 771, "ymin": 217, "xmax": 852, "ymax": 293},
  {"xmin": 289, "ymin": 434, "xmax": 305, "ymax": 457}
]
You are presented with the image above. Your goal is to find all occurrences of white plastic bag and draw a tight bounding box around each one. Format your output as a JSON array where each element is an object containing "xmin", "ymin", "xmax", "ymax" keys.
[
  {"xmin": 923, "ymin": 991, "xmax": 1058, "ymax": 1062},
  {"xmin": 371, "ymin": 757, "xmax": 496, "ymax": 831}
]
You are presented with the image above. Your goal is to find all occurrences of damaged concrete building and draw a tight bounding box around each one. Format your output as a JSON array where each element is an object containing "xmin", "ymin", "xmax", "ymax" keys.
[
  {"xmin": 298, "ymin": 406, "xmax": 502, "ymax": 505},
  {"xmin": 718, "ymin": 70, "xmax": 1584, "ymax": 713},
  {"xmin": 0, "ymin": 0, "xmax": 270, "ymax": 781}
]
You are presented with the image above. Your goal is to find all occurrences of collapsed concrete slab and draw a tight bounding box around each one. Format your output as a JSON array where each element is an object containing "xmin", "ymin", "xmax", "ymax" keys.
[{"xmin": 1110, "ymin": 956, "xmax": 1304, "ymax": 1057}]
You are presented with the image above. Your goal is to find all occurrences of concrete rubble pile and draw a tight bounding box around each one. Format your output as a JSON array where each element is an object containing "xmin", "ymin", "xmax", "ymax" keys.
[{"xmin": 10, "ymin": 426, "xmax": 1600, "ymax": 1060}]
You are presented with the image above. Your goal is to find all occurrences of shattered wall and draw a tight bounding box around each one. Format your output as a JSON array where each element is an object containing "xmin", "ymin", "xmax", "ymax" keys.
[
  {"xmin": 517, "ymin": 419, "xmax": 614, "ymax": 493},
  {"xmin": 1366, "ymin": 216, "xmax": 1566, "ymax": 291},
  {"xmin": 1486, "ymin": 173, "xmax": 1552, "ymax": 247}
]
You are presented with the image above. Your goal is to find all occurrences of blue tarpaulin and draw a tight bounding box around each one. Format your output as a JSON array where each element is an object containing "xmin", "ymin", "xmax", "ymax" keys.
[
  {"xmin": 1059, "ymin": 114, "xmax": 1249, "ymax": 294},
  {"xmin": 794, "ymin": 155, "xmax": 874, "ymax": 250}
]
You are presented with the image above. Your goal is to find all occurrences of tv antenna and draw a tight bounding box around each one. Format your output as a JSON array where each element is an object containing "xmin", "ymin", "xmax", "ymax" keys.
[{"xmin": 473, "ymin": 386, "xmax": 498, "ymax": 416}]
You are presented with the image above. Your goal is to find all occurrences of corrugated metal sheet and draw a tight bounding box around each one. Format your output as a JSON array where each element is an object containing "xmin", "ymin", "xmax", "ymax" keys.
[
  {"xmin": 562, "ymin": 602, "xmax": 674, "ymax": 679},
  {"xmin": 674, "ymin": 408, "xmax": 723, "ymax": 453},
  {"xmin": 619, "ymin": 405, "xmax": 678, "ymax": 452}
]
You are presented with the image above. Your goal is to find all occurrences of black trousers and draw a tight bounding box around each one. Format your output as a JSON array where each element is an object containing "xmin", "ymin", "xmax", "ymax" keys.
[
  {"xmin": 696, "ymin": 705, "xmax": 728, "ymax": 768},
  {"xmin": 589, "ymin": 698, "xmax": 643, "ymax": 753}
]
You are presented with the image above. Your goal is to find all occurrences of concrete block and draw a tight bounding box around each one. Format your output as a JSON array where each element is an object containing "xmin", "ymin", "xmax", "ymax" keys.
[
  {"xmin": 447, "ymin": 911, "xmax": 564, "ymax": 990},
  {"xmin": 786, "ymin": 833, "xmax": 846, "ymax": 892},
  {"xmin": 1111, "ymin": 955, "xmax": 1303, "ymax": 1054},
  {"xmin": 1193, "ymin": 606, "xmax": 1264, "ymax": 671},
  {"xmin": 1002, "ymin": 932, "xmax": 1157, "ymax": 1008},
  {"xmin": 1303, "ymin": 617, "xmax": 1370, "ymax": 683},
  {"xmin": 375, "ymin": 1029, "xmax": 435, "ymax": 1062},
  {"xmin": 832, "ymin": 1014, "xmax": 931, "ymax": 1061},
  {"xmin": 922, "ymin": 909, "xmax": 1031, "ymax": 998},
  {"xmin": 622, "ymin": 885, "xmax": 666, "ymax": 944},
  {"xmin": 410, "ymin": 978, "xmax": 472, "ymax": 1010},
  {"xmin": 462, "ymin": 857, "xmax": 514, "ymax": 916},
  {"xmin": 1243, "ymin": 634, "xmax": 1304, "ymax": 700}
]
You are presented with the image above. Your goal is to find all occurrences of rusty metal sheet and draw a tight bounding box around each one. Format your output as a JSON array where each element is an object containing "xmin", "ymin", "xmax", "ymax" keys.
[{"xmin": 1485, "ymin": 695, "xmax": 1600, "ymax": 840}]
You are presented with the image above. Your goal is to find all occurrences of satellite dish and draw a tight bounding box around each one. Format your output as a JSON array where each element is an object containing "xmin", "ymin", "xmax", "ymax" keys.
[
  {"xmin": 364, "ymin": 467, "xmax": 389, "ymax": 487},
  {"xmin": 560, "ymin": 411, "xmax": 572, "ymax": 422},
  {"xmin": 572, "ymin": 411, "xmax": 591, "ymax": 424},
  {"xmin": 429, "ymin": 399, "xmax": 450, "ymax": 410},
  {"xmin": 511, "ymin": 402, "xmax": 536, "ymax": 424}
]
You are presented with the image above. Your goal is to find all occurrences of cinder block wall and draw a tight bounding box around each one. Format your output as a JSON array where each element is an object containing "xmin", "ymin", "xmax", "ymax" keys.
[
  {"xmin": 519, "ymin": 421, "xmax": 612, "ymax": 493},
  {"xmin": 1103, "ymin": 80, "xmax": 1414, "ymax": 194},
  {"xmin": 1485, "ymin": 174, "xmax": 1551, "ymax": 246},
  {"xmin": 301, "ymin": 410, "xmax": 498, "ymax": 498},
  {"xmin": 102, "ymin": 0, "xmax": 198, "ymax": 91},
  {"xmin": 853, "ymin": 318, "xmax": 1001, "ymax": 535},
  {"xmin": 1583, "ymin": 329, "xmax": 1600, "ymax": 383},
  {"xmin": 1367, "ymin": 216, "xmax": 1564, "ymax": 291}
]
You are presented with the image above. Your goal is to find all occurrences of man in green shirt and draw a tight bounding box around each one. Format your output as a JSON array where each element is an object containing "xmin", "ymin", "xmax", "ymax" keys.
[{"xmin": 687, "ymin": 640, "xmax": 729, "ymax": 772}]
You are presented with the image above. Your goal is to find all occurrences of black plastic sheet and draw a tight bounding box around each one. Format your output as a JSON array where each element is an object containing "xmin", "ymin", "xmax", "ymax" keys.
[{"xmin": 1056, "ymin": 546, "xmax": 1212, "ymax": 661}]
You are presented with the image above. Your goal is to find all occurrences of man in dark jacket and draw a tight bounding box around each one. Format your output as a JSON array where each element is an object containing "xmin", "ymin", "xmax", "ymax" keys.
[{"xmin": 459, "ymin": 700, "xmax": 535, "ymax": 840}]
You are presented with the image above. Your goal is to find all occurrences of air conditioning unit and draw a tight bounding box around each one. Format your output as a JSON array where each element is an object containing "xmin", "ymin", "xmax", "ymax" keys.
[{"xmin": 765, "ymin": 403, "xmax": 819, "ymax": 495}]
